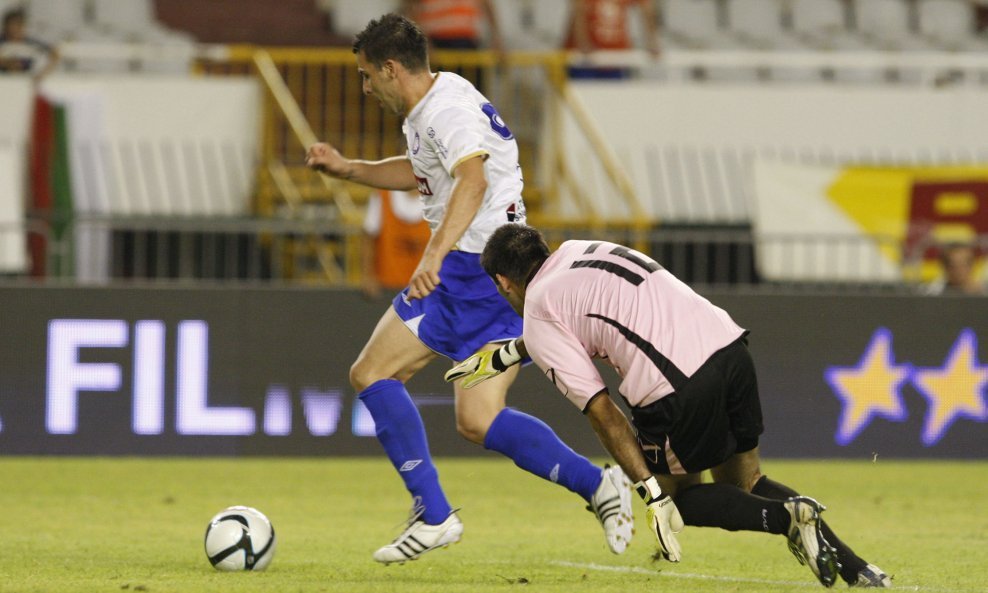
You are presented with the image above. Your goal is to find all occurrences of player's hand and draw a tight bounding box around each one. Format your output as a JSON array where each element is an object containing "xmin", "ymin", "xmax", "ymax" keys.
[
  {"xmin": 305, "ymin": 142, "xmax": 352, "ymax": 179},
  {"xmin": 407, "ymin": 254, "xmax": 443, "ymax": 300},
  {"xmin": 636, "ymin": 476, "xmax": 684, "ymax": 562},
  {"xmin": 445, "ymin": 339, "xmax": 522, "ymax": 389}
]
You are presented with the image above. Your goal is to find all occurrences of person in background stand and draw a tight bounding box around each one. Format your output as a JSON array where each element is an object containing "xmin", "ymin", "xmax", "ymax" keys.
[
  {"xmin": 401, "ymin": 0, "xmax": 505, "ymax": 94},
  {"xmin": 361, "ymin": 188, "xmax": 430, "ymax": 299},
  {"xmin": 922, "ymin": 241, "xmax": 987, "ymax": 295},
  {"xmin": 564, "ymin": 0, "xmax": 660, "ymax": 79},
  {"xmin": 401, "ymin": 0, "xmax": 505, "ymax": 53},
  {"xmin": 0, "ymin": 7, "xmax": 59, "ymax": 82}
]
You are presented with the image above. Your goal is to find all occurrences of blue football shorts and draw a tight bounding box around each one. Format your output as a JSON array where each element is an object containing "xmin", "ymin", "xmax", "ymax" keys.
[{"xmin": 391, "ymin": 250, "xmax": 523, "ymax": 362}]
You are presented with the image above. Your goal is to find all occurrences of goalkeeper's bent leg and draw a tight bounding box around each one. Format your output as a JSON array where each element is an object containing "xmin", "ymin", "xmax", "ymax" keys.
[
  {"xmin": 752, "ymin": 476, "xmax": 868, "ymax": 584},
  {"xmin": 359, "ymin": 379, "xmax": 452, "ymax": 524},
  {"xmin": 484, "ymin": 408, "xmax": 603, "ymax": 502},
  {"xmin": 673, "ymin": 483, "xmax": 791, "ymax": 533}
]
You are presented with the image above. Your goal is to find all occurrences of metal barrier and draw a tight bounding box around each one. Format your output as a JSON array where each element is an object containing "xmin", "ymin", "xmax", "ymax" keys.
[
  {"xmin": 5, "ymin": 214, "xmax": 977, "ymax": 293},
  {"xmin": 3, "ymin": 215, "xmax": 356, "ymax": 285}
]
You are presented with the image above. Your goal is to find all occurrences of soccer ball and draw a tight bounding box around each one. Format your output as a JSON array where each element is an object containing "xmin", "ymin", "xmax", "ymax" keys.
[{"xmin": 204, "ymin": 506, "xmax": 276, "ymax": 571}]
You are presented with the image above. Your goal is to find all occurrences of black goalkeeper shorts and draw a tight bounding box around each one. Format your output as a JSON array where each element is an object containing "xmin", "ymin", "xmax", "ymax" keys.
[{"xmin": 630, "ymin": 337, "xmax": 764, "ymax": 475}]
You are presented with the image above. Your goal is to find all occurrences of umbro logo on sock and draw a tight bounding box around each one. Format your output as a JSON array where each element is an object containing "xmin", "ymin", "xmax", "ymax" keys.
[
  {"xmin": 549, "ymin": 463, "xmax": 560, "ymax": 483},
  {"xmin": 399, "ymin": 460, "xmax": 423, "ymax": 472}
]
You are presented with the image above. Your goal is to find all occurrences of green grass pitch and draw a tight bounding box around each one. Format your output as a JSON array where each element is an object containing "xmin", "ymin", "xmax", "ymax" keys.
[{"xmin": 1, "ymin": 457, "xmax": 985, "ymax": 593}]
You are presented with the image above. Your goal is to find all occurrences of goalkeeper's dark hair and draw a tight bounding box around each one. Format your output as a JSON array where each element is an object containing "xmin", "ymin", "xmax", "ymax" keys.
[
  {"xmin": 481, "ymin": 224, "xmax": 551, "ymax": 288},
  {"xmin": 353, "ymin": 13, "xmax": 429, "ymax": 72}
]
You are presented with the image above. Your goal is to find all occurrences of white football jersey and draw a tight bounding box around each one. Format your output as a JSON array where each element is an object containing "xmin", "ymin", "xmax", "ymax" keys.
[{"xmin": 403, "ymin": 72, "xmax": 526, "ymax": 253}]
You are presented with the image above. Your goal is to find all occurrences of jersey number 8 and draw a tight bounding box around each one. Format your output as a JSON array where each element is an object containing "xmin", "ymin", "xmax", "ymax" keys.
[{"xmin": 481, "ymin": 102, "xmax": 514, "ymax": 140}]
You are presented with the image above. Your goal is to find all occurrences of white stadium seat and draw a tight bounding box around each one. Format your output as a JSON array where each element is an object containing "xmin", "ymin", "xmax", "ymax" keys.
[
  {"xmin": 24, "ymin": 0, "xmax": 87, "ymax": 38},
  {"xmin": 917, "ymin": 0, "xmax": 987, "ymax": 51},
  {"xmin": 91, "ymin": 0, "xmax": 195, "ymax": 44},
  {"xmin": 727, "ymin": 0, "xmax": 810, "ymax": 50},
  {"xmin": 853, "ymin": 0, "xmax": 933, "ymax": 50},
  {"xmin": 663, "ymin": 0, "xmax": 744, "ymax": 49},
  {"xmin": 790, "ymin": 0, "xmax": 870, "ymax": 50}
]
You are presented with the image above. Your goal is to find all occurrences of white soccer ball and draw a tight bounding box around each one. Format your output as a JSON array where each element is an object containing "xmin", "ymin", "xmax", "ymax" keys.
[{"xmin": 204, "ymin": 506, "xmax": 276, "ymax": 571}]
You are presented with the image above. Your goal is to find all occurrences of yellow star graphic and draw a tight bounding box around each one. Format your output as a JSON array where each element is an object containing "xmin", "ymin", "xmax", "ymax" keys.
[
  {"xmin": 826, "ymin": 328, "xmax": 911, "ymax": 445},
  {"xmin": 912, "ymin": 329, "xmax": 988, "ymax": 446}
]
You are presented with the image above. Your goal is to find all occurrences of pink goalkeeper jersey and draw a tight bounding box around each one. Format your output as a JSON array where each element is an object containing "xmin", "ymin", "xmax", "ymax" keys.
[{"xmin": 523, "ymin": 240, "xmax": 746, "ymax": 411}]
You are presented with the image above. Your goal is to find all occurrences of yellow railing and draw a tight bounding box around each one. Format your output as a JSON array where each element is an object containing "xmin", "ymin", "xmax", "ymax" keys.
[{"xmin": 197, "ymin": 46, "xmax": 651, "ymax": 281}]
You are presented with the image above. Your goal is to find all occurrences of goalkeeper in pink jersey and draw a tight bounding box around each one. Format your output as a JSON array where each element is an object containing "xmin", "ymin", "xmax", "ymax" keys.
[{"xmin": 447, "ymin": 223, "xmax": 891, "ymax": 588}]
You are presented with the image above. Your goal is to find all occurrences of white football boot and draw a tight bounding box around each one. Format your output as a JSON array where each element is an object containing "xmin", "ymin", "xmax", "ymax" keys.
[
  {"xmin": 372, "ymin": 500, "xmax": 463, "ymax": 565},
  {"xmin": 784, "ymin": 496, "xmax": 840, "ymax": 587},
  {"xmin": 588, "ymin": 465, "xmax": 634, "ymax": 554},
  {"xmin": 850, "ymin": 564, "xmax": 892, "ymax": 588}
]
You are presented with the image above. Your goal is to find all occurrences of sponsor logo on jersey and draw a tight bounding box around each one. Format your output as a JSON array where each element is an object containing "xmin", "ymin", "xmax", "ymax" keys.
[
  {"xmin": 415, "ymin": 175, "xmax": 434, "ymax": 196},
  {"xmin": 435, "ymin": 138, "xmax": 448, "ymax": 159}
]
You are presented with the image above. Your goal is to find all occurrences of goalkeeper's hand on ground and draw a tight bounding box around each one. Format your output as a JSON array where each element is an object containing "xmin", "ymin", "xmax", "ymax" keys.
[
  {"xmin": 636, "ymin": 475, "xmax": 684, "ymax": 562},
  {"xmin": 444, "ymin": 339, "xmax": 522, "ymax": 389}
]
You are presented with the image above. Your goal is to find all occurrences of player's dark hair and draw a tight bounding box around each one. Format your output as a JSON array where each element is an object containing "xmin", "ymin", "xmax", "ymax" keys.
[
  {"xmin": 352, "ymin": 13, "xmax": 428, "ymax": 72},
  {"xmin": 482, "ymin": 224, "xmax": 551, "ymax": 288}
]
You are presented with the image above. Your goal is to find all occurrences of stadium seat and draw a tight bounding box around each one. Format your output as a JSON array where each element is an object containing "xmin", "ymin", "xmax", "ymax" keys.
[
  {"xmin": 853, "ymin": 0, "xmax": 934, "ymax": 50},
  {"xmin": 723, "ymin": 0, "xmax": 828, "ymax": 82},
  {"xmin": 528, "ymin": 0, "xmax": 572, "ymax": 49},
  {"xmin": 663, "ymin": 0, "xmax": 744, "ymax": 50},
  {"xmin": 917, "ymin": 0, "xmax": 987, "ymax": 51},
  {"xmin": 0, "ymin": 0, "xmax": 18, "ymax": 17},
  {"xmin": 790, "ymin": 0, "xmax": 870, "ymax": 50},
  {"xmin": 328, "ymin": 0, "xmax": 400, "ymax": 37},
  {"xmin": 491, "ymin": 0, "xmax": 568, "ymax": 50},
  {"xmin": 726, "ymin": 0, "xmax": 795, "ymax": 48},
  {"xmin": 24, "ymin": 0, "xmax": 88, "ymax": 39},
  {"xmin": 91, "ymin": 0, "xmax": 196, "ymax": 44}
]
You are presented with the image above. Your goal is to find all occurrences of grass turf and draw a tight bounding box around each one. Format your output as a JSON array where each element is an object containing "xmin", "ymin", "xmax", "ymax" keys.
[{"xmin": 0, "ymin": 458, "xmax": 985, "ymax": 593}]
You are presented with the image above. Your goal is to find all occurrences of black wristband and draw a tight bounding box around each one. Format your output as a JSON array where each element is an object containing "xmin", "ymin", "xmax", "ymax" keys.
[
  {"xmin": 491, "ymin": 349, "xmax": 508, "ymax": 372},
  {"xmin": 636, "ymin": 483, "xmax": 649, "ymax": 500}
]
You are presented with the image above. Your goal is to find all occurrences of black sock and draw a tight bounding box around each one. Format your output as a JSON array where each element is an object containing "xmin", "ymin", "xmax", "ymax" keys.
[
  {"xmin": 674, "ymin": 483, "xmax": 790, "ymax": 534},
  {"xmin": 752, "ymin": 475, "xmax": 867, "ymax": 582}
]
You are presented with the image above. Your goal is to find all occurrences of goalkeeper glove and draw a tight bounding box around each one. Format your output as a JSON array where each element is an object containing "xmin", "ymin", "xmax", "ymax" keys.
[
  {"xmin": 635, "ymin": 475, "xmax": 684, "ymax": 562},
  {"xmin": 444, "ymin": 339, "xmax": 522, "ymax": 389}
]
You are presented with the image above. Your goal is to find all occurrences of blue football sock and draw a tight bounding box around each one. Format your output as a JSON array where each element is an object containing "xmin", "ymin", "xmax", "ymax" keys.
[
  {"xmin": 359, "ymin": 379, "xmax": 452, "ymax": 524},
  {"xmin": 483, "ymin": 408, "xmax": 602, "ymax": 502}
]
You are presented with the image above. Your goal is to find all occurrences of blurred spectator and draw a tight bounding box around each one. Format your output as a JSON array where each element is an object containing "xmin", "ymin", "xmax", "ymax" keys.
[
  {"xmin": 0, "ymin": 7, "xmax": 59, "ymax": 82},
  {"xmin": 976, "ymin": 0, "xmax": 988, "ymax": 32},
  {"xmin": 401, "ymin": 0, "xmax": 505, "ymax": 93},
  {"xmin": 564, "ymin": 0, "xmax": 660, "ymax": 79},
  {"xmin": 401, "ymin": 0, "xmax": 505, "ymax": 54},
  {"xmin": 923, "ymin": 242, "xmax": 987, "ymax": 295},
  {"xmin": 361, "ymin": 189, "xmax": 429, "ymax": 300}
]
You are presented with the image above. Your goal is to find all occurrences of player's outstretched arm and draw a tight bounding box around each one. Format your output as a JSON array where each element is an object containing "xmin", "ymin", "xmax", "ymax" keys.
[
  {"xmin": 306, "ymin": 143, "xmax": 417, "ymax": 190},
  {"xmin": 445, "ymin": 338, "xmax": 526, "ymax": 388},
  {"xmin": 585, "ymin": 392, "xmax": 684, "ymax": 562}
]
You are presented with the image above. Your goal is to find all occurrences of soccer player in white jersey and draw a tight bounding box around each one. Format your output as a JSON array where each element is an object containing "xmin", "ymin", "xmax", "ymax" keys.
[
  {"xmin": 449, "ymin": 224, "xmax": 891, "ymax": 588},
  {"xmin": 305, "ymin": 14, "xmax": 633, "ymax": 564}
]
